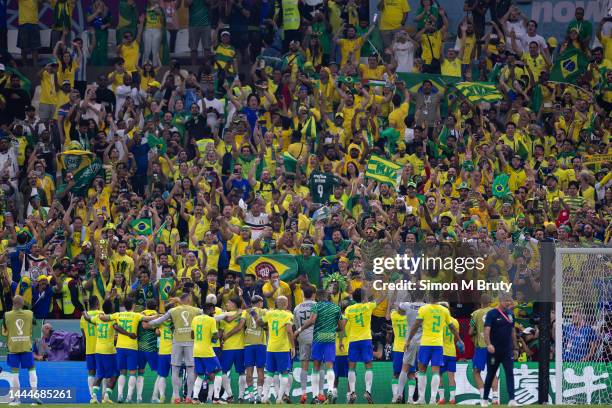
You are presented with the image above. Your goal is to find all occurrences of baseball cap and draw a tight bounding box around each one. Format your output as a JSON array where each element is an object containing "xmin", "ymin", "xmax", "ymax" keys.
[
  {"xmin": 407, "ymin": 181, "xmax": 417, "ymax": 188},
  {"xmin": 220, "ymin": 31, "xmax": 231, "ymax": 37}
]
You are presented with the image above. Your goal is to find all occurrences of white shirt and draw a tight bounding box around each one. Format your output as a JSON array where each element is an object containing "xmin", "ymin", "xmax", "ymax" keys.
[
  {"xmin": 198, "ymin": 97, "xmax": 225, "ymax": 116},
  {"xmin": 243, "ymin": 211, "xmax": 270, "ymax": 239},
  {"xmin": 505, "ymin": 20, "xmax": 527, "ymax": 49},
  {"xmin": 519, "ymin": 33, "xmax": 547, "ymax": 53},
  {"xmin": 393, "ymin": 40, "xmax": 415, "ymax": 73},
  {"xmin": 114, "ymin": 85, "xmax": 141, "ymax": 119}
]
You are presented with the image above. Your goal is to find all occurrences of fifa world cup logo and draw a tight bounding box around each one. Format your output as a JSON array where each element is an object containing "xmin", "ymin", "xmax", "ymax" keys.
[
  {"xmin": 15, "ymin": 319, "xmax": 24, "ymax": 336},
  {"xmin": 181, "ymin": 311, "xmax": 190, "ymax": 327}
]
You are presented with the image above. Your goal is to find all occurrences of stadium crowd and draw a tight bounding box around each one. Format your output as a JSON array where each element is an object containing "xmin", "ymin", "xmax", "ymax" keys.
[{"xmin": 0, "ymin": 0, "xmax": 610, "ymax": 382}]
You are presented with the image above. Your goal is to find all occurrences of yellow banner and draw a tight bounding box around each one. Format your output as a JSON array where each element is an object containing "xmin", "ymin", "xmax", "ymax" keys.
[{"xmin": 583, "ymin": 154, "xmax": 612, "ymax": 165}]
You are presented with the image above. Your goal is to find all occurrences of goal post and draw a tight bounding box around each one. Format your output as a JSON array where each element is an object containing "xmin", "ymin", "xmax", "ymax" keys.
[{"xmin": 554, "ymin": 246, "xmax": 612, "ymax": 405}]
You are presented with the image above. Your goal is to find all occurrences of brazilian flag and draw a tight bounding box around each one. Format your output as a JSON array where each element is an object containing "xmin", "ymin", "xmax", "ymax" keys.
[
  {"xmin": 130, "ymin": 218, "xmax": 152, "ymax": 235},
  {"xmin": 455, "ymin": 82, "xmax": 503, "ymax": 104},
  {"xmin": 283, "ymin": 152, "xmax": 298, "ymax": 174},
  {"xmin": 237, "ymin": 254, "xmax": 299, "ymax": 281},
  {"xmin": 147, "ymin": 133, "xmax": 167, "ymax": 155},
  {"xmin": 550, "ymin": 48, "xmax": 588, "ymax": 84},
  {"xmin": 492, "ymin": 173, "xmax": 510, "ymax": 198},
  {"xmin": 365, "ymin": 155, "xmax": 402, "ymax": 186}
]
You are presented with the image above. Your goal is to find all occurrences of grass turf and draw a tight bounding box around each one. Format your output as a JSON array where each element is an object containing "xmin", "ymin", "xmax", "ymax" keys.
[{"xmin": 44, "ymin": 405, "xmax": 597, "ymax": 407}]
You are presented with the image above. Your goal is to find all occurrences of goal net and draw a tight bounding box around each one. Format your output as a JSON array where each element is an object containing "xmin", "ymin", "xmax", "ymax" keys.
[{"xmin": 554, "ymin": 247, "xmax": 612, "ymax": 404}]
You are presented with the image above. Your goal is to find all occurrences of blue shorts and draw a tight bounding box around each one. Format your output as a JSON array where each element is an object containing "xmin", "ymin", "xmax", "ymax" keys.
[
  {"xmin": 473, "ymin": 347, "xmax": 488, "ymax": 371},
  {"xmin": 221, "ymin": 349, "xmax": 245, "ymax": 374},
  {"xmin": 348, "ymin": 339, "xmax": 373, "ymax": 363},
  {"xmin": 7, "ymin": 352, "xmax": 34, "ymax": 370},
  {"xmin": 86, "ymin": 354, "xmax": 97, "ymax": 371},
  {"xmin": 138, "ymin": 350, "xmax": 158, "ymax": 371},
  {"xmin": 334, "ymin": 355, "xmax": 349, "ymax": 378},
  {"xmin": 392, "ymin": 351, "xmax": 404, "ymax": 375},
  {"xmin": 214, "ymin": 347, "xmax": 221, "ymax": 359},
  {"xmin": 194, "ymin": 356, "xmax": 221, "ymax": 376},
  {"xmin": 157, "ymin": 354, "xmax": 171, "ymax": 377},
  {"xmin": 418, "ymin": 345, "xmax": 444, "ymax": 367},
  {"xmin": 244, "ymin": 345, "xmax": 266, "ymax": 368},
  {"xmin": 311, "ymin": 342, "xmax": 336, "ymax": 363},
  {"xmin": 116, "ymin": 348, "xmax": 139, "ymax": 371},
  {"xmin": 95, "ymin": 353, "xmax": 117, "ymax": 379},
  {"xmin": 440, "ymin": 355, "xmax": 457, "ymax": 374},
  {"xmin": 265, "ymin": 351, "xmax": 291, "ymax": 374}
]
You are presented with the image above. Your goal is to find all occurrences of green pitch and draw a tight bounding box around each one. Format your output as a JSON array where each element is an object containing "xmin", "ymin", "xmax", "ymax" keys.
[{"xmin": 46, "ymin": 405, "xmax": 596, "ymax": 407}]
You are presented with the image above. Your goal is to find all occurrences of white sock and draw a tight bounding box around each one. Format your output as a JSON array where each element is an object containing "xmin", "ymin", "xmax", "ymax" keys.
[
  {"xmin": 102, "ymin": 379, "xmax": 107, "ymax": 399},
  {"xmin": 325, "ymin": 369, "xmax": 335, "ymax": 394},
  {"xmin": 193, "ymin": 376, "xmax": 203, "ymax": 399},
  {"xmin": 12, "ymin": 372, "xmax": 20, "ymax": 397},
  {"xmin": 273, "ymin": 374, "xmax": 280, "ymax": 398},
  {"xmin": 88, "ymin": 375, "xmax": 95, "ymax": 397},
  {"xmin": 430, "ymin": 374, "xmax": 440, "ymax": 404},
  {"xmin": 365, "ymin": 369, "xmax": 373, "ymax": 393},
  {"xmin": 438, "ymin": 387, "xmax": 444, "ymax": 400},
  {"xmin": 157, "ymin": 376, "xmax": 166, "ymax": 401},
  {"xmin": 301, "ymin": 369, "xmax": 308, "ymax": 393},
  {"xmin": 207, "ymin": 381, "xmax": 214, "ymax": 401},
  {"xmin": 222, "ymin": 373, "xmax": 233, "ymax": 397},
  {"xmin": 397, "ymin": 372, "xmax": 408, "ymax": 399},
  {"xmin": 137, "ymin": 375, "xmax": 144, "ymax": 400},
  {"xmin": 492, "ymin": 390, "xmax": 499, "ymax": 402},
  {"xmin": 29, "ymin": 370, "xmax": 37, "ymax": 391},
  {"xmin": 257, "ymin": 385, "xmax": 263, "ymax": 400},
  {"xmin": 318, "ymin": 370, "xmax": 324, "ymax": 393},
  {"xmin": 417, "ymin": 372, "xmax": 427, "ymax": 402},
  {"xmin": 279, "ymin": 374, "xmax": 289, "ymax": 398},
  {"xmin": 479, "ymin": 388, "xmax": 484, "ymax": 399},
  {"xmin": 127, "ymin": 375, "xmax": 136, "ymax": 401},
  {"xmin": 408, "ymin": 379, "xmax": 416, "ymax": 403},
  {"xmin": 311, "ymin": 371, "xmax": 320, "ymax": 396},
  {"xmin": 151, "ymin": 377, "xmax": 159, "ymax": 401},
  {"xmin": 450, "ymin": 387, "xmax": 456, "ymax": 399},
  {"xmin": 238, "ymin": 375, "xmax": 247, "ymax": 399},
  {"xmin": 262, "ymin": 374, "xmax": 272, "ymax": 402},
  {"xmin": 392, "ymin": 382, "xmax": 398, "ymax": 399},
  {"xmin": 117, "ymin": 374, "xmax": 126, "ymax": 400},
  {"xmin": 348, "ymin": 370, "xmax": 356, "ymax": 393},
  {"xmin": 213, "ymin": 374, "xmax": 223, "ymax": 399}
]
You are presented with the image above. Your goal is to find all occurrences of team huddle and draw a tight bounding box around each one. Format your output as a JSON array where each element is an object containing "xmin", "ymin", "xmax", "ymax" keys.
[{"xmin": 2, "ymin": 288, "xmax": 515, "ymax": 405}]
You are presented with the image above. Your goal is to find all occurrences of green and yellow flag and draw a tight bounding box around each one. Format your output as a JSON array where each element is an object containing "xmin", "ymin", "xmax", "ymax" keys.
[
  {"xmin": 282, "ymin": 151, "xmax": 298, "ymax": 174},
  {"xmin": 365, "ymin": 155, "xmax": 402, "ymax": 186},
  {"xmin": 147, "ymin": 133, "xmax": 167, "ymax": 155},
  {"xmin": 492, "ymin": 173, "xmax": 510, "ymax": 198},
  {"xmin": 550, "ymin": 48, "xmax": 588, "ymax": 83},
  {"xmin": 455, "ymin": 82, "xmax": 503, "ymax": 103},
  {"xmin": 57, "ymin": 150, "xmax": 102, "ymax": 196},
  {"xmin": 130, "ymin": 218, "xmax": 153, "ymax": 235},
  {"xmin": 237, "ymin": 254, "xmax": 299, "ymax": 281}
]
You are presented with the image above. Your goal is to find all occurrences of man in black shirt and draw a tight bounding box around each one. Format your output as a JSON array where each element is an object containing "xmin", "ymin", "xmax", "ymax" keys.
[
  {"xmin": 0, "ymin": 74, "xmax": 31, "ymax": 122},
  {"xmin": 483, "ymin": 293, "xmax": 518, "ymax": 406},
  {"xmin": 95, "ymin": 75, "xmax": 116, "ymax": 117}
]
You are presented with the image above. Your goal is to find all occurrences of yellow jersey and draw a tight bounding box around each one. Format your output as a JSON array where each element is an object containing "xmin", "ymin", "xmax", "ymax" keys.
[
  {"xmin": 390, "ymin": 310, "xmax": 408, "ymax": 353},
  {"xmin": 262, "ymin": 281, "xmax": 292, "ymax": 309},
  {"xmin": 417, "ymin": 304, "xmax": 452, "ymax": 347},
  {"xmin": 441, "ymin": 58, "xmax": 462, "ymax": 77},
  {"xmin": 421, "ymin": 30, "xmax": 442, "ymax": 64},
  {"xmin": 344, "ymin": 302, "xmax": 376, "ymax": 342},
  {"xmin": 442, "ymin": 317, "xmax": 459, "ymax": 357},
  {"xmin": 19, "ymin": 0, "xmax": 39, "ymax": 24},
  {"xmin": 338, "ymin": 37, "xmax": 364, "ymax": 66},
  {"xmin": 380, "ymin": 0, "xmax": 410, "ymax": 31},
  {"xmin": 159, "ymin": 320, "xmax": 173, "ymax": 355},
  {"xmin": 39, "ymin": 70, "xmax": 57, "ymax": 105},
  {"xmin": 110, "ymin": 311, "xmax": 143, "ymax": 350},
  {"xmin": 91, "ymin": 315, "xmax": 116, "ymax": 355},
  {"xmin": 192, "ymin": 315, "xmax": 218, "ymax": 358},
  {"xmin": 220, "ymin": 310, "xmax": 246, "ymax": 350},
  {"xmin": 120, "ymin": 41, "xmax": 140, "ymax": 73},
  {"xmin": 80, "ymin": 310, "xmax": 102, "ymax": 355},
  {"xmin": 262, "ymin": 309, "xmax": 293, "ymax": 352},
  {"xmin": 228, "ymin": 234, "xmax": 252, "ymax": 272}
]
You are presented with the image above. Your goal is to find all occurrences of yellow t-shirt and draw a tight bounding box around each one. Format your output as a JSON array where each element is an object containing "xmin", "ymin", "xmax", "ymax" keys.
[
  {"xmin": 390, "ymin": 310, "xmax": 407, "ymax": 353},
  {"xmin": 338, "ymin": 37, "xmax": 365, "ymax": 66},
  {"xmin": 262, "ymin": 309, "xmax": 294, "ymax": 352},
  {"xmin": 91, "ymin": 315, "xmax": 116, "ymax": 355},
  {"xmin": 262, "ymin": 281, "xmax": 292, "ymax": 309},
  {"xmin": 110, "ymin": 254, "xmax": 135, "ymax": 283},
  {"xmin": 441, "ymin": 58, "xmax": 462, "ymax": 77},
  {"xmin": 80, "ymin": 310, "xmax": 102, "ymax": 355},
  {"xmin": 344, "ymin": 302, "xmax": 376, "ymax": 342},
  {"xmin": 19, "ymin": 0, "xmax": 39, "ymax": 24},
  {"xmin": 110, "ymin": 311, "xmax": 143, "ymax": 350},
  {"xmin": 442, "ymin": 316, "xmax": 459, "ymax": 357},
  {"xmin": 220, "ymin": 310, "xmax": 246, "ymax": 350},
  {"xmin": 40, "ymin": 71, "xmax": 57, "ymax": 105},
  {"xmin": 228, "ymin": 234, "xmax": 252, "ymax": 272},
  {"xmin": 388, "ymin": 102, "xmax": 409, "ymax": 133},
  {"xmin": 380, "ymin": 0, "xmax": 409, "ymax": 31},
  {"xmin": 120, "ymin": 42, "xmax": 140, "ymax": 73},
  {"xmin": 57, "ymin": 61, "xmax": 79, "ymax": 87},
  {"xmin": 421, "ymin": 30, "xmax": 443, "ymax": 64},
  {"xmin": 192, "ymin": 314, "xmax": 218, "ymax": 358},
  {"xmin": 159, "ymin": 321, "xmax": 173, "ymax": 355},
  {"xmin": 522, "ymin": 52, "xmax": 547, "ymax": 80},
  {"xmin": 417, "ymin": 303, "xmax": 452, "ymax": 347}
]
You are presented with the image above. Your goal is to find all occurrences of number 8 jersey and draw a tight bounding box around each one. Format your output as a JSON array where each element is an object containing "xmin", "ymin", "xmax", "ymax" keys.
[{"xmin": 417, "ymin": 304, "xmax": 452, "ymax": 347}]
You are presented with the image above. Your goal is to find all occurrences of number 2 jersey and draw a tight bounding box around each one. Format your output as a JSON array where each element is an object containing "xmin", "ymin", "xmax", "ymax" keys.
[{"xmin": 417, "ymin": 303, "xmax": 453, "ymax": 347}]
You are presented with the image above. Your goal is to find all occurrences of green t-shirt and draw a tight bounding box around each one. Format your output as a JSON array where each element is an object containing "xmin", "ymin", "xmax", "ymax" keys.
[
  {"xmin": 189, "ymin": 0, "xmax": 210, "ymax": 27},
  {"xmin": 312, "ymin": 301, "xmax": 342, "ymax": 343},
  {"xmin": 309, "ymin": 171, "xmax": 338, "ymax": 204}
]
